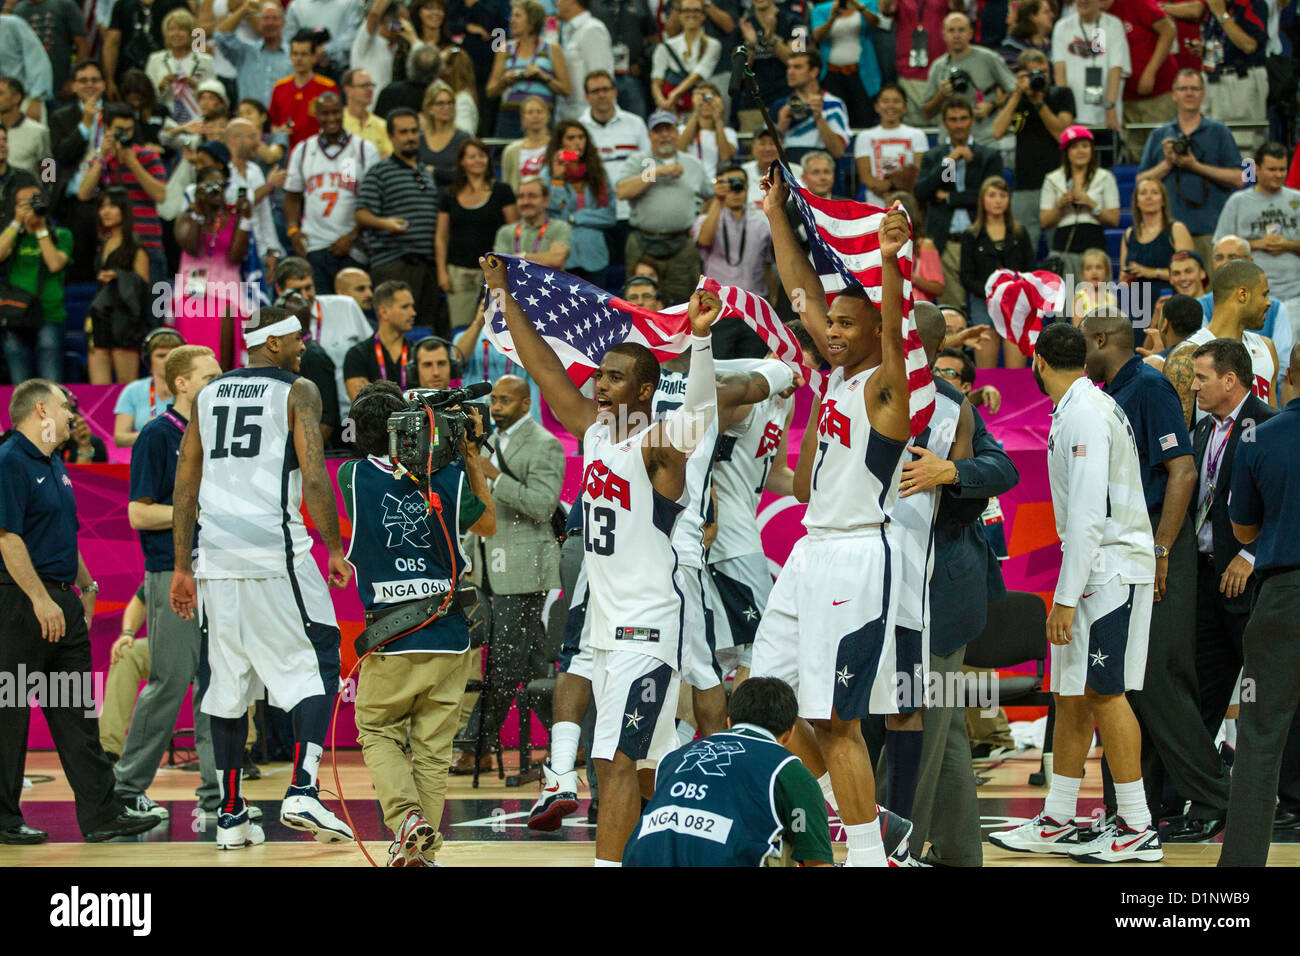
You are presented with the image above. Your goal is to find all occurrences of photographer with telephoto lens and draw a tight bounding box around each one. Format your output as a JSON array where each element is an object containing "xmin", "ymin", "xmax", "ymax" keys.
[
  {"xmin": 693, "ymin": 164, "xmax": 773, "ymax": 358},
  {"xmin": 340, "ymin": 379, "xmax": 497, "ymax": 867}
]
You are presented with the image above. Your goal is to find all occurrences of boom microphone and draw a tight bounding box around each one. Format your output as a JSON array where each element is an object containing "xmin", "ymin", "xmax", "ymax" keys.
[{"xmin": 419, "ymin": 380, "xmax": 493, "ymax": 406}]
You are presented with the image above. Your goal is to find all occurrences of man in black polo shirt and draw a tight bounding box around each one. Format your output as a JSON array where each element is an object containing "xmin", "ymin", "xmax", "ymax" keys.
[
  {"xmin": 0, "ymin": 380, "xmax": 159, "ymax": 845},
  {"xmin": 1219, "ymin": 343, "xmax": 1300, "ymax": 866},
  {"xmin": 343, "ymin": 280, "xmax": 417, "ymax": 402},
  {"xmin": 355, "ymin": 108, "xmax": 443, "ymax": 335},
  {"xmin": 116, "ymin": 346, "xmax": 227, "ymax": 820},
  {"xmin": 1080, "ymin": 308, "xmax": 1223, "ymax": 841}
]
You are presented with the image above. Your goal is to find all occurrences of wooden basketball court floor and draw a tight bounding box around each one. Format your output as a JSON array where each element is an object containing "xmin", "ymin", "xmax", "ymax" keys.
[{"xmin": 6, "ymin": 748, "xmax": 1300, "ymax": 866}]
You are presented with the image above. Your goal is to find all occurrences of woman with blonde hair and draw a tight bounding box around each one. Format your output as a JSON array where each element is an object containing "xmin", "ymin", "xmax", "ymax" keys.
[
  {"xmin": 145, "ymin": 8, "xmax": 216, "ymax": 123},
  {"xmin": 1072, "ymin": 248, "xmax": 1120, "ymax": 323},
  {"xmin": 501, "ymin": 96, "xmax": 552, "ymax": 191},
  {"xmin": 961, "ymin": 175, "xmax": 1036, "ymax": 367},
  {"xmin": 418, "ymin": 79, "xmax": 471, "ymax": 186},
  {"xmin": 1120, "ymin": 178, "xmax": 1193, "ymax": 303},
  {"xmin": 486, "ymin": 0, "xmax": 570, "ymax": 139},
  {"xmin": 442, "ymin": 47, "xmax": 480, "ymax": 135}
]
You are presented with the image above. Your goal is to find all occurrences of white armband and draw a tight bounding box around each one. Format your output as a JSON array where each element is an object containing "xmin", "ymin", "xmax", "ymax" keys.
[
  {"xmin": 754, "ymin": 359, "xmax": 793, "ymax": 397},
  {"xmin": 664, "ymin": 334, "xmax": 717, "ymax": 454}
]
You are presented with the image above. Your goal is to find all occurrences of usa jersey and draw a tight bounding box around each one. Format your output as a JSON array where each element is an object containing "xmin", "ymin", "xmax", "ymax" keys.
[
  {"xmin": 1048, "ymin": 377, "xmax": 1156, "ymax": 605},
  {"xmin": 653, "ymin": 368, "xmax": 711, "ymax": 570},
  {"xmin": 194, "ymin": 367, "xmax": 312, "ymax": 578},
  {"xmin": 803, "ymin": 365, "xmax": 907, "ymax": 533},
  {"xmin": 1182, "ymin": 327, "xmax": 1276, "ymax": 413},
  {"xmin": 710, "ymin": 392, "xmax": 789, "ymax": 562},
  {"xmin": 891, "ymin": 382, "xmax": 960, "ymax": 631},
  {"xmin": 581, "ymin": 420, "xmax": 685, "ymax": 668},
  {"xmin": 285, "ymin": 132, "xmax": 381, "ymax": 251}
]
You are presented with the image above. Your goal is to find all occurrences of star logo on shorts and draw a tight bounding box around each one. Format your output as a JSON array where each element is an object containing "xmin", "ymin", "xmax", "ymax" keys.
[
  {"xmin": 1090, "ymin": 649, "xmax": 1109, "ymax": 668},
  {"xmin": 625, "ymin": 708, "xmax": 644, "ymax": 730},
  {"xmin": 742, "ymin": 605, "xmax": 758, "ymax": 621},
  {"xmin": 836, "ymin": 666, "xmax": 854, "ymax": 687}
]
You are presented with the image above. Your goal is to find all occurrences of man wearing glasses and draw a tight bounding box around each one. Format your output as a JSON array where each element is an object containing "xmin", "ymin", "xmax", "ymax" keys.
[
  {"xmin": 342, "ymin": 68, "xmax": 391, "ymax": 157},
  {"xmin": 579, "ymin": 70, "xmax": 650, "ymax": 259}
]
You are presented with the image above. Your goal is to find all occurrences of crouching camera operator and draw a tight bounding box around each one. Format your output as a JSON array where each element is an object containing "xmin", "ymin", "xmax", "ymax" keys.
[{"xmin": 339, "ymin": 380, "xmax": 497, "ymax": 867}]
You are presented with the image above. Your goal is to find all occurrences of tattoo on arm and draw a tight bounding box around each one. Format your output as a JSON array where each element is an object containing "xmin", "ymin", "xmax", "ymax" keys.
[
  {"xmin": 1162, "ymin": 349, "xmax": 1196, "ymax": 426},
  {"xmin": 291, "ymin": 379, "xmax": 344, "ymax": 553}
]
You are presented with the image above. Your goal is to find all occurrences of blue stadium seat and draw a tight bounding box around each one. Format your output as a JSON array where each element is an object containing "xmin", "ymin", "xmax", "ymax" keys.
[
  {"xmin": 64, "ymin": 282, "xmax": 98, "ymax": 334},
  {"xmin": 1105, "ymin": 227, "xmax": 1125, "ymax": 262}
]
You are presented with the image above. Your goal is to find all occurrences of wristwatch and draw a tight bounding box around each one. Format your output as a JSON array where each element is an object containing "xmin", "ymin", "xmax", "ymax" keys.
[
  {"xmin": 1154, "ymin": 545, "xmax": 1169, "ymax": 559},
  {"xmin": 81, "ymin": 580, "xmax": 100, "ymax": 595},
  {"xmin": 1103, "ymin": 100, "xmax": 1116, "ymax": 110}
]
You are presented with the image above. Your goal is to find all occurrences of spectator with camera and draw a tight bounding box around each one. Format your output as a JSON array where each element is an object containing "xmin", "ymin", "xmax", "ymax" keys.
[
  {"xmin": 923, "ymin": 12, "xmax": 1016, "ymax": 147},
  {"xmin": 915, "ymin": 94, "xmax": 1003, "ymax": 308},
  {"xmin": 340, "ymin": 380, "xmax": 496, "ymax": 867},
  {"xmin": 694, "ymin": 164, "xmax": 774, "ymax": 357},
  {"xmin": 0, "ymin": 184, "xmax": 71, "ymax": 384},
  {"xmin": 1039, "ymin": 124, "xmax": 1120, "ymax": 276},
  {"xmin": 1050, "ymin": 0, "xmax": 1129, "ymax": 158},
  {"xmin": 1214, "ymin": 143, "xmax": 1300, "ymax": 343},
  {"xmin": 1196, "ymin": 0, "xmax": 1268, "ymax": 151},
  {"xmin": 1107, "ymin": 0, "xmax": 1176, "ymax": 161},
  {"xmin": 543, "ymin": 123, "xmax": 615, "ymax": 284},
  {"xmin": 677, "ymin": 82, "xmax": 738, "ymax": 181},
  {"xmin": 854, "ymin": 83, "xmax": 928, "ymax": 206},
  {"xmin": 992, "ymin": 48, "xmax": 1076, "ymax": 255},
  {"xmin": 1136, "ymin": 68, "xmax": 1244, "ymax": 269},
  {"xmin": 775, "ymin": 51, "xmax": 851, "ymax": 163},
  {"xmin": 453, "ymin": 374, "xmax": 563, "ymax": 774}
]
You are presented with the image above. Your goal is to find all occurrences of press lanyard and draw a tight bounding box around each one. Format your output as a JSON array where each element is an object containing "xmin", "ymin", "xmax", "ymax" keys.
[
  {"xmin": 1206, "ymin": 419, "xmax": 1233, "ymax": 486},
  {"xmin": 514, "ymin": 219, "xmax": 549, "ymax": 253},
  {"xmin": 721, "ymin": 212, "xmax": 747, "ymax": 267},
  {"xmin": 162, "ymin": 408, "xmax": 186, "ymax": 433},
  {"xmin": 310, "ymin": 300, "xmax": 324, "ymax": 342},
  {"xmin": 149, "ymin": 379, "xmax": 162, "ymax": 419},
  {"xmin": 375, "ymin": 334, "xmax": 409, "ymax": 389}
]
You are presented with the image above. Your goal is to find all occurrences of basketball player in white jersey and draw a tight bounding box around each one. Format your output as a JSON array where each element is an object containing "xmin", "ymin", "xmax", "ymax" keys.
[
  {"xmin": 170, "ymin": 307, "xmax": 356, "ymax": 850},
  {"xmin": 989, "ymin": 322, "xmax": 1162, "ymax": 863},
  {"xmin": 756, "ymin": 175, "xmax": 914, "ymax": 867},
  {"xmin": 284, "ymin": 91, "xmax": 381, "ymax": 285},
  {"xmin": 479, "ymin": 252, "xmax": 721, "ymax": 865},
  {"xmin": 1162, "ymin": 259, "xmax": 1278, "ymax": 424}
]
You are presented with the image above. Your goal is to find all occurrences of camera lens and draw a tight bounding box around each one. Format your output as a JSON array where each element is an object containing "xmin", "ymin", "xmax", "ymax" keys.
[{"xmin": 727, "ymin": 178, "xmax": 745, "ymax": 193}]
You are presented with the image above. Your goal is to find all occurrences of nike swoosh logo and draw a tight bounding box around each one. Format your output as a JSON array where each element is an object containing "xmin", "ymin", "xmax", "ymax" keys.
[
  {"xmin": 1040, "ymin": 827, "xmax": 1072, "ymax": 838},
  {"xmin": 832, "ymin": 599, "xmax": 850, "ymax": 606},
  {"xmin": 1112, "ymin": 834, "xmax": 1147, "ymax": 851},
  {"xmin": 1081, "ymin": 592, "xmax": 1095, "ymax": 599},
  {"xmin": 543, "ymin": 784, "xmax": 559, "ymax": 793}
]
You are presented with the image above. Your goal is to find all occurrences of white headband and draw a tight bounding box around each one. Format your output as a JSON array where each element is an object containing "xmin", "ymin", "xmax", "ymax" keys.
[{"xmin": 243, "ymin": 316, "xmax": 303, "ymax": 348}]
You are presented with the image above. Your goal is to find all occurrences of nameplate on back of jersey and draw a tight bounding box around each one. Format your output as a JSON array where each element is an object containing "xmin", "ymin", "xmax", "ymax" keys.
[
  {"xmin": 639, "ymin": 805, "xmax": 733, "ymax": 844},
  {"xmin": 615, "ymin": 626, "xmax": 661, "ymax": 644},
  {"xmin": 372, "ymin": 577, "xmax": 453, "ymax": 604}
]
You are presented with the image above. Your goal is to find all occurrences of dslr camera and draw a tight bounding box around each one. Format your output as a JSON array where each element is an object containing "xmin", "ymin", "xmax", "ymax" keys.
[
  {"xmin": 948, "ymin": 68, "xmax": 972, "ymax": 94},
  {"xmin": 1170, "ymin": 134, "xmax": 1193, "ymax": 157},
  {"xmin": 723, "ymin": 176, "xmax": 746, "ymax": 193},
  {"xmin": 387, "ymin": 384, "xmax": 492, "ymax": 477},
  {"xmin": 26, "ymin": 191, "xmax": 49, "ymax": 218},
  {"xmin": 788, "ymin": 95, "xmax": 811, "ymax": 121},
  {"xmin": 1027, "ymin": 69, "xmax": 1048, "ymax": 93}
]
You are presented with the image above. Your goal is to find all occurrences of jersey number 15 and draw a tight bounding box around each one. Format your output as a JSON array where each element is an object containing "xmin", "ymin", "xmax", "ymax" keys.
[{"xmin": 210, "ymin": 405, "xmax": 263, "ymax": 459}]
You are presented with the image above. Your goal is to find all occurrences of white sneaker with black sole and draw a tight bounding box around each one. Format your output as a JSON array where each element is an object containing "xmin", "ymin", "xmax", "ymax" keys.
[
  {"xmin": 1069, "ymin": 818, "xmax": 1163, "ymax": 863},
  {"xmin": 527, "ymin": 764, "xmax": 579, "ymax": 832},
  {"xmin": 216, "ymin": 805, "xmax": 265, "ymax": 850},
  {"xmin": 988, "ymin": 813, "xmax": 1086, "ymax": 854},
  {"xmin": 280, "ymin": 786, "xmax": 354, "ymax": 843},
  {"xmin": 123, "ymin": 794, "xmax": 169, "ymax": 819}
]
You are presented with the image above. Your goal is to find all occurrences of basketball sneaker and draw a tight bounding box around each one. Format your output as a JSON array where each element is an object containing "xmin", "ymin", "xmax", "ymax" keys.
[
  {"xmin": 527, "ymin": 763, "xmax": 579, "ymax": 832},
  {"xmin": 280, "ymin": 785, "xmax": 354, "ymax": 843},
  {"xmin": 1069, "ymin": 818, "xmax": 1163, "ymax": 863},
  {"xmin": 878, "ymin": 806, "xmax": 916, "ymax": 866},
  {"xmin": 987, "ymin": 813, "xmax": 1086, "ymax": 854},
  {"xmin": 216, "ymin": 805, "xmax": 265, "ymax": 850},
  {"xmin": 123, "ymin": 794, "xmax": 169, "ymax": 819},
  {"xmin": 387, "ymin": 810, "xmax": 439, "ymax": 867}
]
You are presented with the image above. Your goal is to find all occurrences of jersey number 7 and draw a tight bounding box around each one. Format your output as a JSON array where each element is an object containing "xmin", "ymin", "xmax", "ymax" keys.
[{"xmin": 320, "ymin": 191, "xmax": 339, "ymax": 216}]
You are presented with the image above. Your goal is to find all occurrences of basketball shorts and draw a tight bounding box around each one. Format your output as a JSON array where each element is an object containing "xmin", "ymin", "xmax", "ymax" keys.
[
  {"xmin": 709, "ymin": 552, "xmax": 774, "ymax": 651},
  {"xmin": 1049, "ymin": 577, "xmax": 1152, "ymax": 697},
  {"xmin": 197, "ymin": 562, "xmax": 342, "ymax": 718},
  {"xmin": 679, "ymin": 564, "xmax": 726, "ymax": 692},
  {"xmin": 558, "ymin": 560, "xmax": 592, "ymax": 680},
  {"xmin": 590, "ymin": 648, "xmax": 681, "ymax": 764},
  {"xmin": 751, "ymin": 529, "xmax": 900, "ymax": 719}
]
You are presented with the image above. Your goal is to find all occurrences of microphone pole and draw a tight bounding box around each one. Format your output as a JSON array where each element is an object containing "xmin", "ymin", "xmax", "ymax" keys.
[{"xmin": 730, "ymin": 44, "xmax": 794, "ymax": 181}]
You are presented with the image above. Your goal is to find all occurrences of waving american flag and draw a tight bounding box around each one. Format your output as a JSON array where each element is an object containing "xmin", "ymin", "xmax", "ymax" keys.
[{"xmin": 777, "ymin": 164, "xmax": 934, "ymax": 437}]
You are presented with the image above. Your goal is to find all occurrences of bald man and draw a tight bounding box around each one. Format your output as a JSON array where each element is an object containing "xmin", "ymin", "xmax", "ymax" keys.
[
  {"xmin": 1081, "ymin": 308, "xmax": 1226, "ymax": 839},
  {"xmin": 1197, "ymin": 236, "xmax": 1293, "ymax": 401},
  {"xmin": 224, "ymin": 117, "xmax": 283, "ymax": 282},
  {"xmin": 453, "ymin": 374, "xmax": 567, "ymax": 774},
  {"xmin": 334, "ymin": 267, "xmax": 373, "ymax": 313}
]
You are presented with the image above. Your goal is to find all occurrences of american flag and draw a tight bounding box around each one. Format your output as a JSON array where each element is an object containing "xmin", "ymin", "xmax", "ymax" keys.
[
  {"xmin": 984, "ymin": 268, "xmax": 1064, "ymax": 357},
  {"xmin": 481, "ymin": 257, "xmax": 809, "ymax": 386},
  {"xmin": 776, "ymin": 164, "xmax": 934, "ymax": 437}
]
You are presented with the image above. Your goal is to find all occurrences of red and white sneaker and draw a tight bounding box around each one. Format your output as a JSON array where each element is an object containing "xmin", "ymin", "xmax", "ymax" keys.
[
  {"xmin": 988, "ymin": 813, "xmax": 1085, "ymax": 855},
  {"xmin": 527, "ymin": 763, "xmax": 578, "ymax": 832},
  {"xmin": 1069, "ymin": 817, "xmax": 1163, "ymax": 863},
  {"xmin": 386, "ymin": 810, "xmax": 439, "ymax": 867},
  {"xmin": 878, "ymin": 806, "xmax": 918, "ymax": 866}
]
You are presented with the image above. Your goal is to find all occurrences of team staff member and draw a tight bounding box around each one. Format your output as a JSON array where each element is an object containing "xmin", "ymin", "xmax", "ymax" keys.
[
  {"xmin": 623, "ymin": 677, "xmax": 833, "ymax": 867},
  {"xmin": 0, "ymin": 380, "xmax": 159, "ymax": 845},
  {"xmin": 343, "ymin": 280, "xmax": 417, "ymax": 401},
  {"xmin": 116, "ymin": 346, "xmax": 225, "ymax": 819},
  {"xmin": 1219, "ymin": 343, "xmax": 1300, "ymax": 867},
  {"xmin": 340, "ymin": 381, "xmax": 497, "ymax": 867}
]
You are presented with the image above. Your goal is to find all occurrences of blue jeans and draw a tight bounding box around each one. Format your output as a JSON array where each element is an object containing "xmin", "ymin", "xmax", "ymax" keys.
[
  {"xmin": 4, "ymin": 321, "xmax": 65, "ymax": 382},
  {"xmin": 306, "ymin": 248, "xmax": 364, "ymax": 296}
]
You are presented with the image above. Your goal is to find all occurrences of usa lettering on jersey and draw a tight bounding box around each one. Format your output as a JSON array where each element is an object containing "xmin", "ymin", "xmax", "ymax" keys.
[
  {"xmin": 583, "ymin": 460, "xmax": 631, "ymax": 510},
  {"xmin": 756, "ymin": 422, "xmax": 783, "ymax": 457},
  {"xmin": 818, "ymin": 399, "xmax": 851, "ymax": 447}
]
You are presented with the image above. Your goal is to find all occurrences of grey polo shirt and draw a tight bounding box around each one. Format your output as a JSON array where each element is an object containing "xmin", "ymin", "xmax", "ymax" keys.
[{"xmin": 622, "ymin": 150, "xmax": 712, "ymax": 234}]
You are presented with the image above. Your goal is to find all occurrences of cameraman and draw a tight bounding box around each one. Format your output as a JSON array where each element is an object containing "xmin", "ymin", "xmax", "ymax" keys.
[
  {"xmin": 0, "ymin": 185, "xmax": 72, "ymax": 383},
  {"xmin": 1136, "ymin": 68, "xmax": 1243, "ymax": 270},
  {"xmin": 992, "ymin": 49, "xmax": 1075, "ymax": 256},
  {"xmin": 694, "ymin": 165, "xmax": 773, "ymax": 359},
  {"xmin": 340, "ymin": 380, "xmax": 497, "ymax": 867},
  {"xmin": 774, "ymin": 52, "xmax": 851, "ymax": 163},
  {"xmin": 922, "ymin": 12, "xmax": 1016, "ymax": 148}
]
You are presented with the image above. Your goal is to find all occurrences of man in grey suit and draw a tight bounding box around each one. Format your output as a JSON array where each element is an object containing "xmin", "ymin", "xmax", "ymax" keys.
[{"xmin": 452, "ymin": 374, "xmax": 566, "ymax": 773}]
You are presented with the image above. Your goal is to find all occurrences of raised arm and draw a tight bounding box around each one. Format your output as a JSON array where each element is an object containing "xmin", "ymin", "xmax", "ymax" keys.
[
  {"xmin": 868, "ymin": 204, "xmax": 912, "ymax": 442},
  {"xmin": 289, "ymin": 378, "xmax": 351, "ymax": 588},
  {"xmin": 479, "ymin": 252, "xmax": 596, "ymax": 438},
  {"xmin": 761, "ymin": 172, "xmax": 830, "ymax": 361}
]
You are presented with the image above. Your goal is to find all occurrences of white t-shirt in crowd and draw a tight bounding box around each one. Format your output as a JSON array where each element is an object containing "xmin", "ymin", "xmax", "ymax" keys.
[
  {"xmin": 1050, "ymin": 10, "xmax": 1131, "ymax": 128},
  {"xmin": 854, "ymin": 123, "xmax": 930, "ymax": 206},
  {"xmin": 1039, "ymin": 166, "xmax": 1121, "ymax": 227},
  {"xmin": 679, "ymin": 125, "xmax": 740, "ymax": 180}
]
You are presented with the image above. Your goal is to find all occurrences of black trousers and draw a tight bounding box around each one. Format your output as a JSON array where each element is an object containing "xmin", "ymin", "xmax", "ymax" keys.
[
  {"xmin": 1219, "ymin": 569, "xmax": 1300, "ymax": 866},
  {"xmin": 461, "ymin": 591, "xmax": 549, "ymax": 747},
  {"xmin": 820, "ymin": 69, "xmax": 877, "ymax": 129},
  {"xmin": 0, "ymin": 580, "xmax": 122, "ymax": 834},
  {"xmin": 1195, "ymin": 554, "xmax": 1250, "ymax": 733},
  {"xmin": 58, "ymin": 195, "xmax": 100, "ymax": 285},
  {"xmin": 1127, "ymin": 518, "xmax": 1231, "ymax": 820},
  {"xmin": 371, "ymin": 256, "xmax": 448, "ymax": 339}
]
